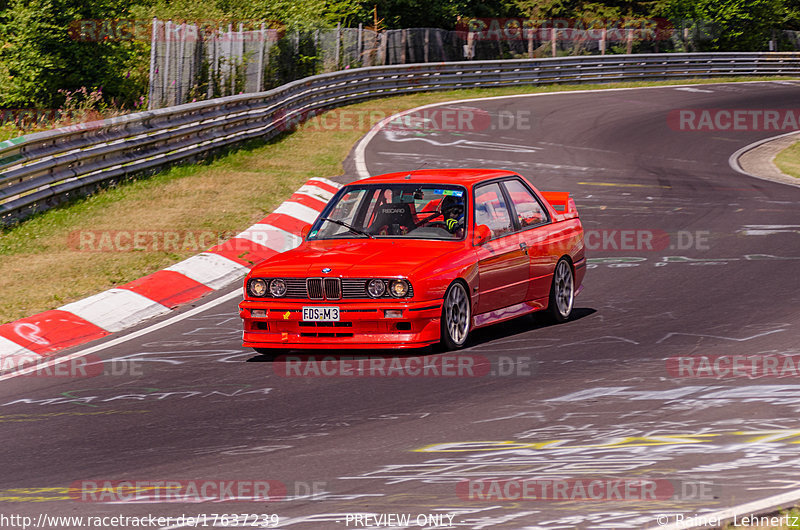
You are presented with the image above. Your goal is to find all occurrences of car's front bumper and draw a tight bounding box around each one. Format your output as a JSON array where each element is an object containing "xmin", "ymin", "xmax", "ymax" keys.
[{"xmin": 239, "ymin": 299, "xmax": 443, "ymax": 350}]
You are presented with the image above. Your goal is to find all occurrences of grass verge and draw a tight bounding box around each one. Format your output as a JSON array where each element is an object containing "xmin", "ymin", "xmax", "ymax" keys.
[
  {"xmin": 774, "ymin": 140, "xmax": 800, "ymax": 179},
  {"xmin": 0, "ymin": 76, "xmax": 793, "ymax": 324}
]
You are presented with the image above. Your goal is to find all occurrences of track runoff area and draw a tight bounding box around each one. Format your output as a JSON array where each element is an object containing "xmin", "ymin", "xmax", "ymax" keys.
[{"xmin": 0, "ymin": 81, "xmax": 799, "ymax": 530}]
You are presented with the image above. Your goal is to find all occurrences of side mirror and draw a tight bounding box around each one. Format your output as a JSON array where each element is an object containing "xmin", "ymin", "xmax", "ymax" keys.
[
  {"xmin": 300, "ymin": 223, "xmax": 313, "ymax": 239},
  {"xmin": 474, "ymin": 224, "xmax": 491, "ymax": 246}
]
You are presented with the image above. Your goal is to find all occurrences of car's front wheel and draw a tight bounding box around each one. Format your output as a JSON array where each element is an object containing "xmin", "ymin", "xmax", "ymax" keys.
[
  {"xmin": 440, "ymin": 281, "xmax": 471, "ymax": 350},
  {"xmin": 547, "ymin": 258, "xmax": 574, "ymax": 323}
]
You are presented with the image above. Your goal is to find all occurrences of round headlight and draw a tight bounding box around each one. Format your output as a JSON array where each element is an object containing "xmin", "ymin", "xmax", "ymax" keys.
[
  {"xmin": 367, "ymin": 279, "xmax": 386, "ymax": 298},
  {"xmin": 249, "ymin": 278, "xmax": 268, "ymax": 297},
  {"xmin": 270, "ymin": 279, "xmax": 287, "ymax": 297},
  {"xmin": 389, "ymin": 279, "xmax": 409, "ymax": 298}
]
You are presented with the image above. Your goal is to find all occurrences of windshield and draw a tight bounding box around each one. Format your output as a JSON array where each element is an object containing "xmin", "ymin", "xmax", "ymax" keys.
[{"xmin": 309, "ymin": 184, "xmax": 467, "ymax": 240}]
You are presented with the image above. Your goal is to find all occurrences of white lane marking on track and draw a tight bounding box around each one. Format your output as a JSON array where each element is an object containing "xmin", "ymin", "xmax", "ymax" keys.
[
  {"xmin": 0, "ymin": 288, "xmax": 242, "ymax": 382},
  {"xmin": 674, "ymin": 87, "xmax": 715, "ymax": 93}
]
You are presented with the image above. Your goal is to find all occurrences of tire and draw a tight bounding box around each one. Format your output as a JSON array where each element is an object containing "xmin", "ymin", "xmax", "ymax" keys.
[
  {"xmin": 547, "ymin": 258, "xmax": 575, "ymax": 323},
  {"xmin": 440, "ymin": 281, "xmax": 471, "ymax": 350}
]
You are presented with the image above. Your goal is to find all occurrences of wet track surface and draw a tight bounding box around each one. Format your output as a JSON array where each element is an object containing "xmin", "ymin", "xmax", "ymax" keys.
[{"xmin": 2, "ymin": 81, "xmax": 800, "ymax": 529}]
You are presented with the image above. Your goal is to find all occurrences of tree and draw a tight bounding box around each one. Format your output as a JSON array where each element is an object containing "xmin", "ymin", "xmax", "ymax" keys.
[
  {"xmin": 0, "ymin": 0, "xmax": 144, "ymax": 108},
  {"xmin": 651, "ymin": 0, "xmax": 784, "ymax": 50}
]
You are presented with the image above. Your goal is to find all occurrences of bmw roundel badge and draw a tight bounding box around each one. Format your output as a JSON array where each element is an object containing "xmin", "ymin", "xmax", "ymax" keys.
[{"xmin": 322, "ymin": 267, "xmax": 332, "ymax": 273}]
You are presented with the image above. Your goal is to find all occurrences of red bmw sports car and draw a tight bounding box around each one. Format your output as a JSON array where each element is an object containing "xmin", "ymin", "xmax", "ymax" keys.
[{"xmin": 239, "ymin": 169, "xmax": 585, "ymax": 352}]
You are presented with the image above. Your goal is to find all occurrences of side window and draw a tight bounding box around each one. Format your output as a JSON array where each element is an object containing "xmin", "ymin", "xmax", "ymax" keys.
[
  {"xmin": 504, "ymin": 179, "xmax": 548, "ymax": 228},
  {"xmin": 474, "ymin": 182, "xmax": 514, "ymax": 239}
]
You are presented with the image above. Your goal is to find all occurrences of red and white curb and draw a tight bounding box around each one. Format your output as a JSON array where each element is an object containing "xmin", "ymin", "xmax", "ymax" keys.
[{"xmin": 0, "ymin": 177, "xmax": 342, "ymax": 360}]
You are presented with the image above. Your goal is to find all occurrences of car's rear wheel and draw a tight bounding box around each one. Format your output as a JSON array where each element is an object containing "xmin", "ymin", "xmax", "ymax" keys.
[
  {"xmin": 547, "ymin": 258, "xmax": 574, "ymax": 323},
  {"xmin": 441, "ymin": 281, "xmax": 471, "ymax": 350}
]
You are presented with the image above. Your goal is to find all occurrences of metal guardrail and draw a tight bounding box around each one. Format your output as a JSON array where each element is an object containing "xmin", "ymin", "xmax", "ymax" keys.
[{"xmin": 2, "ymin": 52, "xmax": 800, "ymax": 226}]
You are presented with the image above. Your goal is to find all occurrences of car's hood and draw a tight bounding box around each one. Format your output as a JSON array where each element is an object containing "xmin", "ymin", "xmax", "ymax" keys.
[{"xmin": 250, "ymin": 239, "xmax": 465, "ymax": 277}]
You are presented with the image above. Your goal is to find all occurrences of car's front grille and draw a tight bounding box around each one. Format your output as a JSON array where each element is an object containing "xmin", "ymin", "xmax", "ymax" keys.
[
  {"xmin": 260, "ymin": 278, "xmax": 413, "ymax": 299},
  {"xmin": 284, "ymin": 279, "xmax": 308, "ymax": 298},
  {"xmin": 307, "ymin": 278, "xmax": 324, "ymax": 299},
  {"xmin": 324, "ymin": 278, "xmax": 341, "ymax": 300}
]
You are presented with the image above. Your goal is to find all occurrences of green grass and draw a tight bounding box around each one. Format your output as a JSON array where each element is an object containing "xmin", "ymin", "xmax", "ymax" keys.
[
  {"xmin": 0, "ymin": 76, "xmax": 794, "ymax": 324},
  {"xmin": 774, "ymin": 140, "xmax": 800, "ymax": 179}
]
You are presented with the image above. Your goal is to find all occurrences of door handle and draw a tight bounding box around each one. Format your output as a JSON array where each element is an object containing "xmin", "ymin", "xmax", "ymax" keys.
[{"xmin": 520, "ymin": 242, "xmax": 528, "ymax": 254}]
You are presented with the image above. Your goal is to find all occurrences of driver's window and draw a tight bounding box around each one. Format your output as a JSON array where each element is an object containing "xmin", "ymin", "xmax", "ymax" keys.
[{"xmin": 474, "ymin": 183, "xmax": 513, "ymax": 239}]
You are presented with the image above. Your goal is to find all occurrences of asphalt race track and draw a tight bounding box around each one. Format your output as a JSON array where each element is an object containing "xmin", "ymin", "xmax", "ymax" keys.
[{"xmin": 2, "ymin": 81, "xmax": 800, "ymax": 530}]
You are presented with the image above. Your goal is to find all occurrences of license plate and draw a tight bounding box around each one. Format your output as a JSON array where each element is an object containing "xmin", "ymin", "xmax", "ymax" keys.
[{"xmin": 302, "ymin": 306, "xmax": 340, "ymax": 321}]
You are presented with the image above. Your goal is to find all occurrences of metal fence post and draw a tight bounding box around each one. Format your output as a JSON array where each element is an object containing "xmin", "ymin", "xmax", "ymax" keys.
[
  {"xmin": 148, "ymin": 17, "xmax": 158, "ymax": 109},
  {"xmin": 600, "ymin": 28, "xmax": 607, "ymax": 55},
  {"xmin": 527, "ymin": 25, "xmax": 534, "ymax": 58},
  {"xmin": 551, "ymin": 28, "xmax": 557, "ymax": 57},
  {"xmin": 335, "ymin": 23, "xmax": 341, "ymax": 69},
  {"xmin": 238, "ymin": 23, "xmax": 244, "ymax": 93},
  {"xmin": 425, "ymin": 28, "xmax": 430, "ymax": 62},
  {"xmin": 176, "ymin": 23, "xmax": 186, "ymax": 104},
  {"xmin": 227, "ymin": 23, "xmax": 234, "ymax": 95},
  {"xmin": 207, "ymin": 30, "xmax": 216, "ymax": 99},
  {"xmin": 358, "ymin": 23, "xmax": 363, "ymax": 65},
  {"xmin": 257, "ymin": 23, "xmax": 266, "ymax": 92},
  {"xmin": 163, "ymin": 20, "xmax": 172, "ymax": 106}
]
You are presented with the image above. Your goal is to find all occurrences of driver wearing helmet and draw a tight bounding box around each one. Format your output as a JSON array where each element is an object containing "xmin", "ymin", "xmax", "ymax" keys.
[{"xmin": 441, "ymin": 195, "xmax": 465, "ymax": 234}]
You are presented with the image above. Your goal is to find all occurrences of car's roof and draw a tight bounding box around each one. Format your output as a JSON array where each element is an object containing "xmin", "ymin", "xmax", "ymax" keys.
[{"xmin": 354, "ymin": 168, "xmax": 519, "ymax": 187}]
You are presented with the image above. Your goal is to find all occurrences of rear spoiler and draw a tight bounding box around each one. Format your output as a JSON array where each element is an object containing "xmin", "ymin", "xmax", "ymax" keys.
[{"xmin": 540, "ymin": 191, "xmax": 579, "ymax": 221}]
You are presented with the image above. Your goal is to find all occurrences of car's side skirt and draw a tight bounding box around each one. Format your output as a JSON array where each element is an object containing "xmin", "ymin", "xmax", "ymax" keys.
[{"xmin": 472, "ymin": 299, "xmax": 546, "ymax": 329}]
